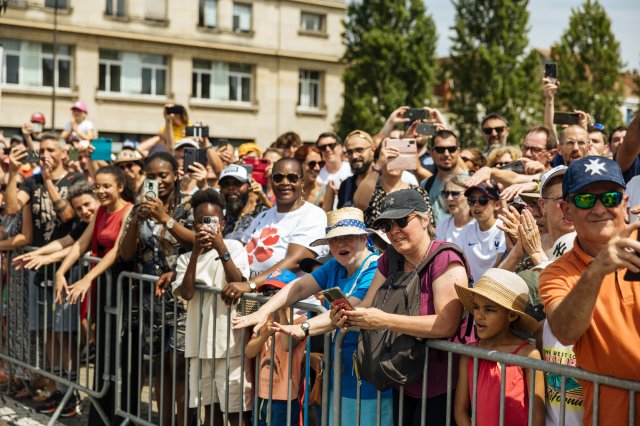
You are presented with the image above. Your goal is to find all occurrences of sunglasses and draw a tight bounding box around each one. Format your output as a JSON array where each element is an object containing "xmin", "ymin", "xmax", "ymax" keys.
[
  {"xmin": 572, "ymin": 191, "xmax": 622, "ymax": 209},
  {"xmin": 345, "ymin": 146, "xmax": 370, "ymax": 156},
  {"xmin": 307, "ymin": 160, "xmax": 326, "ymax": 169},
  {"xmin": 118, "ymin": 162, "xmax": 139, "ymax": 170},
  {"xmin": 432, "ymin": 146, "xmax": 458, "ymax": 154},
  {"xmin": 467, "ymin": 197, "xmax": 491, "ymax": 206},
  {"xmin": 271, "ymin": 173, "xmax": 301, "ymax": 184},
  {"xmin": 317, "ymin": 142, "xmax": 338, "ymax": 152},
  {"xmin": 375, "ymin": 215, "xmax": 416, "ymax": 233},
  {"xmin": 482, "ymin": 126, "xmax": 506, "ymax": 135},
  {"xmin": 441, "ymin": 190, "xmax": 462, "ymax": 199}
]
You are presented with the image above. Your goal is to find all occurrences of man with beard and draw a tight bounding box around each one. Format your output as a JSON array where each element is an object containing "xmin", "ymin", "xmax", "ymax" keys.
[
  {"xmin": 219, "ymin": 164, "xmax": 269, "ymax": 241},
  {"xmin": 336, "ymin": 130, "xmax": 375, "ymax": 208}
]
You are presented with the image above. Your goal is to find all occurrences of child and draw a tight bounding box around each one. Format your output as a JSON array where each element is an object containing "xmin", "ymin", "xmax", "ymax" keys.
[
  {"xmin": 454, "ymin": 268, "xmax": 545, "ymax": 426},
  {"xmin": 244, "ymin": 269, "xmax": 307, "ymax": 426}
]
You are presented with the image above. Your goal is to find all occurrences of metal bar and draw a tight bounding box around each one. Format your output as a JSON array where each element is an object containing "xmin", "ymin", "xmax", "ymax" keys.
[
  {"xmin": 471, "ymin": 356, "xmax": 478, "ymax": 426},
  {"xmin": 499, "ymin": 362, "xmax": 506, "ymax": 426},
  {"xmin": 446, "ymin": 351, "xmax": 453, "ymax": 426},
  {"xmin": 559, "ymin": 374, "xmax": 567, "ymax": 426},
  {"xmin": 333, "ymin": 331, "xmax": 346, "ymax": 426}
]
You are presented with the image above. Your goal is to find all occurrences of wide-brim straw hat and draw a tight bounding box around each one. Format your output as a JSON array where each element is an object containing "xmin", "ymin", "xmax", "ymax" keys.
[
  {"xmin": 455, "ymin": 268, "xmax": 539, "ymax": 334},
  {"xmin": 310, "ymin": 207, "xmax": 373, "ymax": 247},
  {"xmin": 114, "ymin": 149, "xmax": 143, "ymax": 164}
]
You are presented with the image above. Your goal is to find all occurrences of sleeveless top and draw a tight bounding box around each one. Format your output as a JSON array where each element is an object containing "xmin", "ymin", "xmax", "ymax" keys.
[
  {"xmin": 468, "ymin": 340, "xmax": 530, "ymax": 426},
  {"xmin": 91, "ymin": 203, "xmax": 131, "ymax": 258}
]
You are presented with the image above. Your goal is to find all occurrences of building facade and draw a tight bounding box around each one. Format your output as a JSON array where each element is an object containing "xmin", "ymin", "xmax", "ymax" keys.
[{"xmin": 0, "ymin": 0, "xmax": 346, "ymax": 147}]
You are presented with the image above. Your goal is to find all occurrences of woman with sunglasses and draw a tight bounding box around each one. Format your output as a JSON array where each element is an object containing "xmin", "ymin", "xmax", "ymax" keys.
[
  {"xmin": 222, "ymin": 158, "xmax": 328, "ymax": 305},
  {"xmin": 293, "ymin": 145, "xmax": 331, "ymax": 209},
  {"xmin": 436, "ymin": 173, "xmax": 474, "ymax": 247}
]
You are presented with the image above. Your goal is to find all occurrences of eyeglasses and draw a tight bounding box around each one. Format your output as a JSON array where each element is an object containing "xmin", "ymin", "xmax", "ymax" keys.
[
  {"xmin": 374, "ymin": 214, "xmax": 416, "ymax": 233},
  {"xmin": 317, "ymin": 142, "xmax": 338, "ymax": 152},
  {"xmin": 345, "ymin": 146, "xmax": 370, "ymax": 157},
  {"xmin": 467, "ymin": 197, "xmax": 491, "ymax": 206},
  {"xmin": 441, "ymin": 191, "xmax": 462, "ymax": 199},
  {"xmin": 482, "ymin": 127, "xmax": 506, "ymax": 135},
  {"xmin": 564, "ymin": 140, "xmax": 589, "ymax": 148},
  {"xmin": 432, "ymin": 146, "xmax": 458, "ymax": 154},
  {"xmin": 271, "ymin": 173, "xmax": 301, "ymax": 184},
  {"xmin": 307, "ymin": 160, "xmax": 325, "ymax": 169},
  {"xmin": 572, "ymin": 191, "xmax": 622, "ymax": 209},
  {"xmin": 522, "ymin": 144, "xmax": 546, "ymax": 155},
  {"xmin": 328, "ymin": 235, "xmax": 357, "ymax": 245}
]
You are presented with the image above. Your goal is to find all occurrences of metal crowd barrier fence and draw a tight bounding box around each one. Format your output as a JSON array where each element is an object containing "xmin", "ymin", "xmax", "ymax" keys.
[
  {"xmin": 0, "ymin": 247, "xmax": 114, "ymax": 425},
  {"xmin": 114, "ymin": 271, "xmax": 331, "ymax": 426},
  {"xmin": 332, "ymin": 332, "xmax": 640, "ymax": 426}
]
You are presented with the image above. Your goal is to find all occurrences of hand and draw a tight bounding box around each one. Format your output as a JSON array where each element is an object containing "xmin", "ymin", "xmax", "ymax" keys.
[
  {"xmin": 40, "ymin": 156, "xmax": 54, "ymax": 181},
  {"xmin": 385, "ymin": 106, "xmax": 410, "ymax": 128},
  {"xmin": 574, "ymin": 110, "xmax": 591, "ymax": 130},
  {"xmin": 16, "ymin": 253, "xmax": 52, "ymax": 271},
  {"xmin": 55, "ymin": 273, "xmax": 68, "ymax": 304},
  {"xmin": 188, "ymin": 162, "xmax": 208, "ymax": 190},
  {"xmin": 590, "ymin": 221, "xmax": 640, "ymax": 275},
  {"xmin": 221, "ymin": 281, "xmax": 252, "ymax": 306},
  {"xmin": 542, "ymin": 77, "xmax": 559, "ymax": 102},
  {"xmin": 140, "ymin": 195, "xmax": 169, "ymax": 224},
  {"xmin": 154, "ymin": 271, "xmax": 176, "ymax": 297},
  {"xmin": 66, "ymin": 278, "xmax": 92, "ymax": 304},
  {"xmin": 500, "ymin": 181, "xmax": 537, "ymax": 202},
  {"xmin": 269, "ymin": 321, "xmax": 305, "ymax": 340},
  {"xmin": 71, "ymin": 122, "xmax": 79, "ymax": 132},
  {"xmin": 21, "ymin": 122, "xmax": 33, "ymax": 136},
  {"xmin": 465, "ymin": 166, "xmax": 493, "ymax": 188},
  {"xmin": 329, "ymin": 304, "xmax": 349, "ymax": 332},
  {"xmin": 424, "ymin": 107, "xmax": 448, "ymax": 128},
  {"xmin": 163, "ymin": 103, "xmax": 175, "ymax": 120},
  {"xmin": 8, "ymin": 147, "xmax": 27, "ymax": 173},
  {"xmin": 217, "ymin": 144, "xmax": 234, "ymax": 166},
  {"xmin": 250, "ymin": 179, "xmax": 265, "ymax": 196},
  {"xmin": 629, "ymin": 204, "xmax": 640, "ymax": 217},
  {"xmin": 231, "ymin": 308, "xmax": 269, "ymax": 336},
  {"xmin": 519, "ymin": 157, "xmax": 545, "ymax": 175},
  {"xmin": 342, "ymin": 307, "xmax": 388, "ymax": 330},
  {"xmin": 376, "ymin": 139, "xmax": 397, "ymax": 168},
  {"xmin": 66, "ymin": 160, "xmax": 82, "ymax": 174},
  {"xmin": 497, "ymin": 205, "xmax": 522, "ymax": 245},
  {"xmin": 517, "ymin": 209, "xmax": 546, "ymax": 264}
]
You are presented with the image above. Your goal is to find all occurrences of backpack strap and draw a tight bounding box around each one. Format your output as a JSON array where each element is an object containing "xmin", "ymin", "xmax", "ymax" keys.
[{"xmin": 421, "ymin": 174, "xmax": 437, "ymax": 194}]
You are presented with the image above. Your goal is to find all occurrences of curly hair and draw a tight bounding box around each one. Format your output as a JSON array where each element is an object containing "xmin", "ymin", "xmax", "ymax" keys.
[{"xmin": 95, "ymin": 165, "xmax": 136, "ymax": 203}]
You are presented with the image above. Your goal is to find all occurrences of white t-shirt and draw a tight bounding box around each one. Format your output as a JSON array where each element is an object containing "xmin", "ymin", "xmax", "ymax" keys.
[
  {"xmin": 435, "ymin": 216, "xmax": 476, "ymax": 249},
  {"xmin": 63, "ymin": 119, "xmax": 95, "ymax": 142},
  {"xmin": 541, "ymin": 320, "xmax": 584, "ymax": 425},
  {"xmin": 171, "ymin": 239, "xmax": 250, "ymax": 359},
  {"xmin": 457, "ymin": 220, "xmax": 506, "ymax": 281},
  {"xmin": 401, "ymin": 171, "xmax": 419, "ymax": 186},
  {"xmin": 241, "ymin": 201, "xmax": 329, "ymax": 276},
  {"xmin": 626, "ymin": 175, "xmax": 640, "ymax": 223},
  {"xmin": 317, "ymin": 161, "xmax": 353, "ymax": 187}
]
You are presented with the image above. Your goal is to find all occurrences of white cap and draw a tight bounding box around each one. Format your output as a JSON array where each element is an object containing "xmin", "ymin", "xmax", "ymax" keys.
[
  {"xmin": 219, "ymin": 164, "xmax": 250, "ymax": 183},
  {"xmin": 174, "ymin": 138, "xmax": 199, "ymax": 150},
  {"xmin": 539, "ymin": 165, "xmax": 568, "ymax": 196}
]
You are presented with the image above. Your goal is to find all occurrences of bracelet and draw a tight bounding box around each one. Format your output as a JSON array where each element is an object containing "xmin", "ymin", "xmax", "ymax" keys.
[{"xmin": 371, "ymin": 165, "xmax": 382, "ymax": 174}]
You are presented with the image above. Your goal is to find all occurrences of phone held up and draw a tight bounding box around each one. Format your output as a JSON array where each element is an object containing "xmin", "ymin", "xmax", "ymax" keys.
[
  {"xmin": 416, "ymin": 122, "xmax": 436, "ymax": 137},
  {"xmin": 553, "ymin": 112, "xmax": 580, "ymax": 126},
  {"xmin": 183, "ymin": 147, "xmax": 208, "ymax": 174},
  {"xmin": 386, "ymin": 138, "xmax": 418, "ymax": 171},
  {"xmin": 143, "ymin": 179, "xmax": 159, "ymax": 199},
  {"xmin": 203, "ymin": 216, "xmax": 220, "ymax": 234},
  {"xmin": 544, "ymin": 61, "xmax": 558, "ymax": 84},
  {"xmin": 185, "ymin": 125, "xmax": 209, "ymax": 138},
  {"xmin": 404, "ymin": 108, "xmax": 427, "ymax": 122}
]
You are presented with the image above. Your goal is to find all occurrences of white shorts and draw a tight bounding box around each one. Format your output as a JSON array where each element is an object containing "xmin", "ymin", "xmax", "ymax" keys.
[{"xmin": 188, "ymin": 357, "xmax": 253, "ymax": 412}]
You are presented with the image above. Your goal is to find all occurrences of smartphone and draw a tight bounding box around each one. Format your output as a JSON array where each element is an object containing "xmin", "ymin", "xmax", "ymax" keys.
[
  {"xmin": 185, "ymin": 125, "xmax": 209, "ymax": 138},
  {"xmin": 166, "ymin": 105, "xmax": 185, "ymax": 116},
  {"xmin": 203, "ymin": 216, "xmax": 220, "ymax": 233},
  {"xmin": 553, "ymin": 112, "xmax": 580, "ymax": 125},
  {"xmin": 416, "ymin": 122, "xmax": 436, "ymax": 136},
  {"xmin": 386, "ymin": 138, "xmax": 418, "ymax": 171},
  {"xmin": 2, "ymin": 147, "xmax": 10, "ymax": 155},
  {"xmin": 404, "ymin": 108, "xmax": 427, "ymax": 122},
  {"xmin": 241, "ymin": 164, "xmax": 253, "ymax": 175},
  {"xmin": 321, "ymin": 287, "xmax": 354, "ymax": 311},
  {"xmin": 242, "ymin": 157, "xmax": 270, "ymax": 186},
  {"xmin": 183, "ymin": 147, "xmax": 208, "ymax": 173},
  {"xmin": 544, "ymin": 62, "xmax": 558, "ymax": 84},
  {"xmin": 20, "ymin": 150, "xmax": 40, "ymax": 164},
  {"xmin": 90, "ymin": 138, "xmax": 113, "ymax": 161},
  {"xmin": 32, "ymin": 123, "xmax": 43, "ymax": 133},
  {"xmin": 143, "ymin": 179, "xmax": 159, "ymax": 199},
  {"xmin": 68, "ymin": 147, "xmax": 79, "ymax": 161},
  {"xmin": 498, "ymin": 160, "xmax": 525, "ymax": 174}
]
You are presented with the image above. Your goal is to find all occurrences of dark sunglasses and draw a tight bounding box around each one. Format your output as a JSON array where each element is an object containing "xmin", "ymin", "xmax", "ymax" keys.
[
  {"xmin": 482, "ymin": 126, "xmax": 506, "ymax": 135},
  {"xmin": 572, "ymin": 191, "xmax": 622, "ymax": 209},
  {"xmin": 441, "ymin": 190, "xmax": 462, "ymax": 199},
  {"xmin": 307, "ymin": 160, "xmax": 326, "ymax": 169},
  {"xmin": 432, "ymin": 146, "xmax": 458, "ymax": 154},
  {"xmin": 345, "ymin": 146, "xmax": 369, "ymax": 156},
  {"xmin": 375, "ymin": 215, "xmax": 414, "ymax": 233},
  {"xmin": 467, "ymin": 197, "xmax": 491, "ymax": 206},
  {"xmin": 317, "ymin": 142, "xmax": 338, "ymax": 152},
  {"xmin": 118, "ymin": 162, "xmax": 139, "ymax": 170},
  {"xmin": 271, "ymin": 173, "xmax": 301, "ymax": 184}
]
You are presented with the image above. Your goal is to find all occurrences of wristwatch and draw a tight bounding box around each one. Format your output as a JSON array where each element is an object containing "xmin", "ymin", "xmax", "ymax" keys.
[
  {"xmin": 300, "ymin": 321, "xmax": 310, "ymax": 338},
  {"xmin": 165, "ymin": 218, "xmax": 175, "ymax": 230},
  {"xmin": 217, "ymin": 251, "xmax": 231, "ymax": 262},
  {"xmin": 248, "ymin": 281, "xmax": 257, "ymax": 292}
]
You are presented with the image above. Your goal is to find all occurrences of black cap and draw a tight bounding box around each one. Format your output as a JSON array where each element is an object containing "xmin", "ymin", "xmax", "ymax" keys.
[{"xmin": 372, "ymin": 189, "xmax": 427, "ymax": 228}]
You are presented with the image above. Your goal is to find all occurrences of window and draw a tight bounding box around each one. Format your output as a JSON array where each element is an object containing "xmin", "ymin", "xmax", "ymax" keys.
[
  {"xmin": 45, "ymin": 0, "xmax": 68, "ymax": 8},
  {"xmin": 106, "ymin": 0, "xmax": 126, "ymax": 17},
  {"xmin": 232, "ymin": 3, "xmax": 251, "ymax": 33},
  {"xmin": 198, "ymin": 0, "xmax": 217, "ymax": 28},
  {"xmin": 145, "ymin": 0, "xmax": 166, "ymax": 21},
  {"xmin": 298, "ymin": 70, "xmax": 321, "ymax": 109},
  {"xmin": 1, "ymin": 39, "xmax": 72, "ymax": 89},
  {"xmin": 192, "ymin": 59, "xmax": 253, "ymax": 104},
  {"xmin": 300, "ymin": 12, "xmax": 325, "ymax": 32},
  {"xmin": 98, "ymin": 50, "xmax": 167, "ymax": 96}
]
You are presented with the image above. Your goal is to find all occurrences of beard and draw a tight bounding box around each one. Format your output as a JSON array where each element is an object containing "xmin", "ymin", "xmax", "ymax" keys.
[
  {"xmin": 352, "ymin": 159, "xmax": 372, "ymax": 175},
  {"xmin": 225, "ymin": 192, "xmax": 250, "ymax": 215}
]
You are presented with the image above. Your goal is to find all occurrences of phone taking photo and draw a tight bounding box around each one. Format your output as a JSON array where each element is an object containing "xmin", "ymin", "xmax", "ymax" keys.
[
  {"xmin": 203, "ymin": 216, "xmax": 220, "ymax": 234},
  {"xmin": 416, "ymin": 122, "xmax": 436, "ymax": 136},
  {"xmin": 185, "ymin": 125, "xmax": 209, "ymax": 138},
  {"xmin": 404, "ymin": 108, "xmax": 427, "ymax": 122},
  {"xmin": 386, "ymin": 138, "xmax": 418, "ymax": 171},
  {"xmin": 143, "ymin": 179, "xmax": 159, "ymax": 199},
  {"xmin": 553, "ymin": 112, "xmax": 580, "ymax": 125},
  {"xmin": 183, "ymin": 147, "xmax": 208, "ymax": 173},
  {"xmin": 545, "ymin": 62, "xmax": 558, "ymax": 84}
]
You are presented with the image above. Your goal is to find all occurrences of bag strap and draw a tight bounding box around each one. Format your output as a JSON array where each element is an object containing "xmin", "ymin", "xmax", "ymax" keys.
[{"xmin": 422, "ymin": 174, "xmax": 437, "ymax": 193}]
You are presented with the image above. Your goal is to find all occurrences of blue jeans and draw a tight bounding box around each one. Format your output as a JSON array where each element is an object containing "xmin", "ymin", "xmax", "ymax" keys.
[{"xmin": 256, "ymin": 398, "xmax": 300, "ymax": 426}]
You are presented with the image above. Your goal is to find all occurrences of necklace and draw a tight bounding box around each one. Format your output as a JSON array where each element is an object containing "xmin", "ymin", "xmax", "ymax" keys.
[{"xmin": 404, "ymin": 238, "xmax": 434, "ymax": 270}]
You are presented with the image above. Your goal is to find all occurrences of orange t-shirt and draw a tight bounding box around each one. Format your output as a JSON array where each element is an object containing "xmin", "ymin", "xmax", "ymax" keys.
[{"xmin": 539, "ymin": 236, "xmax": 640, "ymax": 426}]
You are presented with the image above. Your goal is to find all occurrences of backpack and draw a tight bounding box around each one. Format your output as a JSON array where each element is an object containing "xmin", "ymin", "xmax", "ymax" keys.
[{"xmin": 356, "ymin": 242, "xmax": 475, "ymax": 391}]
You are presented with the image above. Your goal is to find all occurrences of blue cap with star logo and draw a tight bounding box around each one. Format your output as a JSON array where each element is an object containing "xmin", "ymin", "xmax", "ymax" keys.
[{"xmin": 562, "ymin": 156, "xmax": 626, "ymax": 199}]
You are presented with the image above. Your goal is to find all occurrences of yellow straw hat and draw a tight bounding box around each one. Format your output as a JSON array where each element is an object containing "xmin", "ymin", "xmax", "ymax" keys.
[
  {"xmin": 310, "ymin": 207, "xmax": 372, "ymax": 247},
  {"xmin": 455, "ymin": 268, "xmax": 539, "ymax": 334}
]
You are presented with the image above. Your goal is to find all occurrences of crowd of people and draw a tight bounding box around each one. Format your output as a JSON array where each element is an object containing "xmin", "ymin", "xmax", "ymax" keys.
[{"xmin": 0, "ymin": 75, "xmax": 638, "ymax": 426}]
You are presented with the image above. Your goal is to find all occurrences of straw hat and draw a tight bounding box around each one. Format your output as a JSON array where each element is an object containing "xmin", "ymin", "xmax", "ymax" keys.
[
  {"xmin": 310, "ymin": 207, "xmax": 372, "ymax": 247},
  {"xmin": 114, "ymin": 149, "xmax": 143, "ymax": 164},
  {"xmin": 455, "ymin": 268, "xmax": 539, "ymax": 334}
]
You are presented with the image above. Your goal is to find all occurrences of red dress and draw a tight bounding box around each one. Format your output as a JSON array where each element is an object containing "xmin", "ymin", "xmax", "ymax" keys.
[{"xmin": 468, "ymin": 340, "xmax": 530, "ymax": 426}]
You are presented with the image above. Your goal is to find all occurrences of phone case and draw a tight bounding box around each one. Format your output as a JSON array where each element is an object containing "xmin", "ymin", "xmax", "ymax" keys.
[
  {"xmin": 553, "ymin": 112, "xmax": 580, "ymax": 125},
  {"xmin": 243, "ymin": 158, "xmax": 270, "ymax": 185},
  {"xmin": 183, "ymin": 147, "xmax": 197, "ymax": 173},
  {"xmin": 322, "ymin": 287, "xmax": 354, "ymax": 311},
  {"xmin": 144, "ymin": 180, "xmax": 159, "ymax": 198},
  {"xmin": 90, "ymin": 138, "xmax": 113, "ymax": 162},
  {"xmin": 386, "ymin": 139, "xmax": 418, "ymax": 171}
]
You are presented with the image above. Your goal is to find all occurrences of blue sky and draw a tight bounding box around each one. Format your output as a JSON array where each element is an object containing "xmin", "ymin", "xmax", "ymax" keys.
[{"xmin": 425, "ymin": 0, "xmax": 640, "ymax": 70}]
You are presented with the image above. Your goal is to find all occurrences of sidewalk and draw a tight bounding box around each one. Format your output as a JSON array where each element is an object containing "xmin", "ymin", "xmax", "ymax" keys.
[{"xmin": 0, "ymin": 394, "xmax": 90, "ymax": 426}]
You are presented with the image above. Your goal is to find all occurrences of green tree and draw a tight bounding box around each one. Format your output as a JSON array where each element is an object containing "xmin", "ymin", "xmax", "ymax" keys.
[
  {"xmin": 551, "ymin": 0, "xmax": 624, "ymax": 128},
  {"xmin": 448, "ymin": 0, "xmax": 542, "ymax": 148},
  {"xmin": 334, "ymin": 0, "xmax": 438, "ymax": 138}
]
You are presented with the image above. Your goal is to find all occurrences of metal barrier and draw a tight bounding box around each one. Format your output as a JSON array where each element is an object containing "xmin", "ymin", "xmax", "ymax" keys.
[
  {"xmin": 0, "ymin": 247, "xmax": 114, "ymax": 425},
  {"xmin": 114, "ymin": 271, "xmax": 331, "ymax": 426}
]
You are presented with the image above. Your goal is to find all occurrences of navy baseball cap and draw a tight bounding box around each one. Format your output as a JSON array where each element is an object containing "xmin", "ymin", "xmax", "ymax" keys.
[
  {"xmin": 464, "ymin": 182, "xmax": 500, "ymax": 200},
  {"xmin": 562, "ymin": 156, "xmax": 626, "ymax": 199}
]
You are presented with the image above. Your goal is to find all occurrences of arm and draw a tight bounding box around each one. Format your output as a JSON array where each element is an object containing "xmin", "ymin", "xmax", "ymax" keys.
[
  {"xmin": 137, "ymin": 135, "xmax": 160, "ymax": 158},
  {"xmin": 322, "ymin": 183, "xmax": 335, "ymax": 212},
  {"xmin": 375, "ymin": 106, "xmax": 409, "ymax": 139},
  {"xmin": 0, "ymin": 205, "xmax": 33, "ymax": 250},
  {"xmin": 205, "ymin": 144, "xmax": 224, "ymax": 177},
  {"xmin": 352, "ymin": 167, "xmax": 379, "ymax": 211},
  {"xmin": 55, "ymin": 217, "xmax": 95, "ymax": 279},
  {"xmin": 524, "ymin": 347, "xmax": 546, "ymax": 426},
  {"xmin": 5, "ymin": 149, "xmax": 31, "ymax": 216},
  {"xmin": 616, "ymin": 112, "xmax": 639, "ymax": 173},
  {"xmin": 73, "ymin": 126, "xmax": 95, "ymax": 142},
  {"xmin": 454, "ymin": 355, "xmax": 471, "ymax": 426},
  {"xmin": 119, "ymin": 213, "xmax": 140, "ymax": 263},
  {"xmin": 542, "ymin": 77, "xmax": 558, "ymax": 140},
  {"xmin": 245, "ymin": 323, "xmax": 273, "ymax": 359}
]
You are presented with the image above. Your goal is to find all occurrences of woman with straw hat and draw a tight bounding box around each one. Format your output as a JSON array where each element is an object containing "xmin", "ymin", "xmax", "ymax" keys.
[
  {"xmin": 233, "ymin": 207, "xmax": 393, "ymax": 425},
  {"xmin": 453, "ymin": 268, "xmax": 545, "ymax": 426}
]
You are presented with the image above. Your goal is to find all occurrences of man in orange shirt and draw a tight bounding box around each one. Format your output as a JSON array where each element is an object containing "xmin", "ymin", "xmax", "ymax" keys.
[{"xmin": 538, "ymin": 155, "xmax": 640, "ymax": 425}]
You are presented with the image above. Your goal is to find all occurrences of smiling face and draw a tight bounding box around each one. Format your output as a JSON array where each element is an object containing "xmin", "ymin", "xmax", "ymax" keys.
[
  {"xmin": 385, "ymin": 213, "xmax": 429, "ymax": 256},
  {"xmin": 145, "ymin": 158, "xmax": 178, "ymax": 200},
  {"xmin": 481, "ymin": 117, "xmax": 509, "ymax": 148},
  {"xmin": 317, "ymin": 135, "xmax": 341, "ymax": 163},
  {"xmin": 93, "ymin": 172, "xmax": 123, "ymax": 208},
  {"xmin": 71, "ymin": 193, "xmax": 99, "ymax": 223},
  {"xmin": 271, "ymin": 159, "xmax": 304, "ymax": 211},
  {"xmin": 304, "ymin": 150, "xmax": 323, "ymax": 181},
  {"xmin": 432, "ymin": 135, "xmax": 460, "ymax": 172},
  {"xmin": 472, "ymin": 293, "xmax": 517, "ymax": 340},
  {"xmin": 345, "ymin": 135, "xmax": 373, "ymax": 174},
  {"xmin": 328, "ymin": 234, "xmax": 368, "ymax": 267},
  {"xmin": 539, "ymin": 179, "xmax": 574, "ymax": 238}
]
